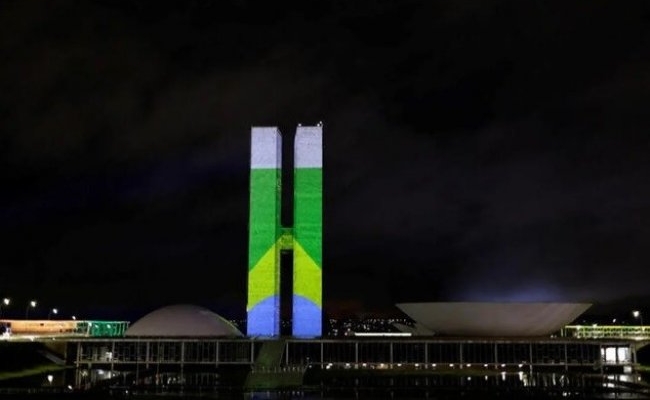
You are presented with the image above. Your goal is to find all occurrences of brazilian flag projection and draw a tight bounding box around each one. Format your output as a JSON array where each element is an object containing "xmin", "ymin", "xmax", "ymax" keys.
[
  {"xmin": 293, "ymin": 127, "xmax": 323, "ymax": 337},
  {"xmin": 246, "ymin": 125, "xmax": 323, "ymax": 337},
  {"xmin": 247, "ymin": 127, "xmax": 283, "ymax": 336}
]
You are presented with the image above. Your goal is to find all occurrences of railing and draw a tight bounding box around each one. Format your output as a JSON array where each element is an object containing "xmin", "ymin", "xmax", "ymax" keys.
[{"xmin": 68, "ymin": 337, "xmax": 637, "ymax": 371}]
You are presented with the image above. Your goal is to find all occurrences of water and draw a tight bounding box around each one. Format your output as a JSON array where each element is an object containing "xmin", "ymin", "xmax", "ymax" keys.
[{"xmin": 1, "ymin": 370, "xmax": 649, "ymax": 399}]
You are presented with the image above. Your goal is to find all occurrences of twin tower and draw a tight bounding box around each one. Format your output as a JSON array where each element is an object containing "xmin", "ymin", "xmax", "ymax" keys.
[{"xmin": 246, "ymin": 125, "xmax": 323, "ymax": 337}]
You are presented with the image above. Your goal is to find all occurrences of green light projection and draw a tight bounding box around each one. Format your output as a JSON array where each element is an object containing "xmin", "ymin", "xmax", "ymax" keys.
[
  {"xmin": 246, "ymin": 125, "xmax": 322, "ymax": 337},
  {"xmin": 247, "ymin": 128, "xmax": 282, "ymax": 336}
]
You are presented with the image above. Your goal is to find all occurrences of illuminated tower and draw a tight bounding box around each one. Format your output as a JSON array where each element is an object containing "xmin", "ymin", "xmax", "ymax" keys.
[
  {"xmin": 246, "ymin": 125, "xmax": 323, "ymax": 337},
  {"xmin": 247, "ymin": 127, "xmax": 283, "ymax": 336},
  {"xmin": 292, "ymin": 126, "xmax": 323, "ymax": 337}
]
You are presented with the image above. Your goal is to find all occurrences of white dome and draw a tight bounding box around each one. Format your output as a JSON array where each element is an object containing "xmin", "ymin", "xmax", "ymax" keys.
[
  {"xmin": 125, "ymin": 304, "xmax": 243, "ymax": 337},
  {"xmin": 397, "ymin": 302, "xmax": 591, "ymax": 337}
]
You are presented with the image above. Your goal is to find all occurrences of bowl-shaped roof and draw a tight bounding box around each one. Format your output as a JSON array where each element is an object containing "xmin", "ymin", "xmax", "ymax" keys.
[
  {"xmin": 396, "ymin": 302, "xmax": 591, "ymax": 337},
  {"xmin": 126, "ymin": 304, "xmax": 243, "ymax": 337}
]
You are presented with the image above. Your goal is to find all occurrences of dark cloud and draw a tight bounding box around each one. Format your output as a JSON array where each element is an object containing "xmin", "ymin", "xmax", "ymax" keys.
[{"xmin": 1, "ymin": 0, "xmax": 649, "ymax": 319}]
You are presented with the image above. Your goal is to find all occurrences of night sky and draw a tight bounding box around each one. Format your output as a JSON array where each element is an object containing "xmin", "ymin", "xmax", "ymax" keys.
[{"xmin": 1, "ymin": 1, "xmax": 649, "ymax": 321}]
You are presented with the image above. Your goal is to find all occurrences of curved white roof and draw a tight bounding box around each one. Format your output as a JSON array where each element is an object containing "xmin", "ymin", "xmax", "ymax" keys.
[
  {"xmin": 396, "ymin": 302, "xmax": 591, "ymax": 337},
  {"xmin": 125, "ymin": 304, "xmax": 243, "ymax": 337}
]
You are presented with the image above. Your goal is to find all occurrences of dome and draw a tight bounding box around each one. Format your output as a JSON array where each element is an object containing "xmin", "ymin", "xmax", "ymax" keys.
[
  {"xmin": 396, "ymin": 302, "xmax": 591, "ymax": 337},
  {"xmin": 125, "ymin": 304, "xmax": 243, "ymax": 337}
]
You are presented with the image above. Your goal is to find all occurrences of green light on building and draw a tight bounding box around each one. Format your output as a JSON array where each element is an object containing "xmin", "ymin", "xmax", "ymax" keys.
[{"xmin": 76, "ymin": 321, "xmax": 129, "ymax": 337}]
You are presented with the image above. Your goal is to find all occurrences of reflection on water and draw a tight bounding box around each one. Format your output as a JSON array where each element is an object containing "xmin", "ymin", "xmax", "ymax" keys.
[{"xmin": 1, "ymin": 369, "xmax": 649, "ymax": 399}]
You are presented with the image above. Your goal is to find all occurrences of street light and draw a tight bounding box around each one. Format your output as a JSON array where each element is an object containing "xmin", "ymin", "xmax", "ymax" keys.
[
  {"xmin": 47, "ymin": 308, "xmax": 58, "ymax": 320},
  {"xmin": 0, "ymin": 298, "xmax": 9, "ymax": 318},
  {"xmin": 633, "ymin": 310, "xmax": 644, "ymax": 327},
  {"xmin": 25, "ymin": 300, "xmax": 37, "ymax": 319}
]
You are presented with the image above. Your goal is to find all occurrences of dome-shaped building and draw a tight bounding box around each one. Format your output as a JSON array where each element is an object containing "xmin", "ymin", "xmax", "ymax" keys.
[
  {"xmin": 125, "ymin": 304, "xmax": 243, "ymax": 337},
  {"xmin": 396, "ymin": 302, "xmax": 591, "ymax": 337}
]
